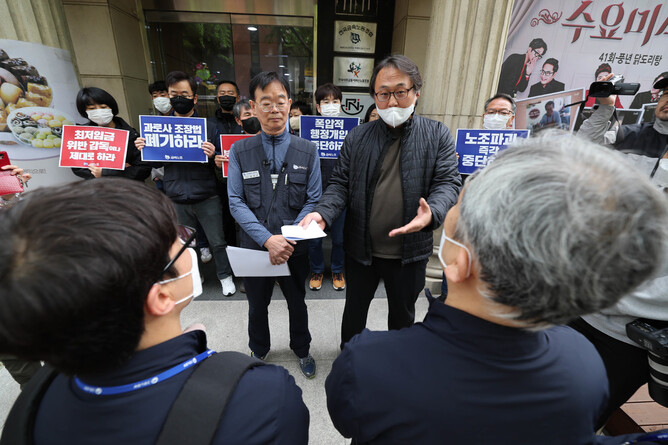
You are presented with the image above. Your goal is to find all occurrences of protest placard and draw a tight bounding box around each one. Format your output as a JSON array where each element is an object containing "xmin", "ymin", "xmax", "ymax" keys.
[
  {"xmin": 299, "ymin": 115, "xmax": 359, "ymax": 158},
  {"xmin": 220, "ymin": 134, "xmax": 255, "ymax": 177},
  {"xmin": 455, "ymin": 129, "xmax": 530, "ymax": 175},
  {"xmin": 139, "ymin": 115, "xmax": 207, "ymax": 163},
  {"xmin": 58, "ymin": 125, "xmax": 129, "ymax": 169}
]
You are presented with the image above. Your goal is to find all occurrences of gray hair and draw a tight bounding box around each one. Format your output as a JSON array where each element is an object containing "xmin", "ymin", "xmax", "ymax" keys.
[
  {"xmin": 484, "ymin": 94, "xmax": 516, "ymax": 114},
  {"xmin": 232, "ymin": 99, "xmax": 251, "ymax": 120},
  {"xmin": 455, "ymin": 132, "xmax": 668, "ymax": 327}
]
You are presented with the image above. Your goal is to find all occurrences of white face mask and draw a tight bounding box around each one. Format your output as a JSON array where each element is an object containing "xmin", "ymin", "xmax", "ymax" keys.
[
  {"xmin": 483, "ymin": 114, "xmax": 511, "ymax": 130},
  {"xmin": 320, "ymin": 103, "xmax": 341, "ymax": 117},
  {"xmin": 654, "ymin": 118, "xmax": 668, "ymax": 135},
  {"xmin": 158, "ymin": 248, "xmax": 203, "ymax": 305},
  {"xmin": 86, "ymin": 108, "xmax": 114, "ymax": 126},
  {"xmin": 377, "ymin": 103, "xmax": 415, "ymax": 128},
  {"xmin": 289, "ymin": 116, "xmax": 301, "ymax": 131},
  {"xmin": 438, "ymin": 227, "xmax": 472, "ymax": 277},
  {"xmin": 153, "ymin": 97, "xmax": 172, "ymax": 114}
]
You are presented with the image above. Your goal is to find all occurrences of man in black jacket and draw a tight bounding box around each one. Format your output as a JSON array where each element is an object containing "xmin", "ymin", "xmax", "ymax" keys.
[
  {"xmin": 300, "ymin": 55, "xmax": 461, "ymax": 347},
  {"xmin": 497, "ymin": 38, "xmax": 547, "ymax": 97}
]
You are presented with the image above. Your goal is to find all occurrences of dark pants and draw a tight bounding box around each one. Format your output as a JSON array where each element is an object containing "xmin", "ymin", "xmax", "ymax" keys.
[
  {"xmin": 244, "ymin": 254, "xmax": 311, "ymax": 358},
  {"xmin": 174, "ymin": 195, "xmax": 232, "ymax": 280},
  {"xmin": 0, "ymin": 355, "xmax": 42, "ymax": 389},
  {"xmin": 309, "ymin": 209, "xmax": 346, "ymax": 274},
  {"xmin": 569, "ymin": 317, "xmax": 650, "ymax": 429},
  {"xmin": 341, "ymin": 255, "xmax": 427, "ymax": 348}
]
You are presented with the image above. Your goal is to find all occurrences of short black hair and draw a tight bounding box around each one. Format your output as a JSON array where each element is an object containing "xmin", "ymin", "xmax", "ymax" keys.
[
  {"xmin": 654, "ymin": 71, "xmax": 668, "ymax": 84},
  {"xmin": 291, "ymin": 101, "xmax": 312, "ymax": 115},
  {"xmin": 364, "ymin": 104, "xmax": 377, "ymax": 122},
  {"xmin": 249, "ymin": 71, "xmax": 290, "ymax": 100},
  {"xmin": 166, "ymin": 71, "xmax": 197, "ymax": 96},
  {"xmin": 216, "ymin": 79, "xmax": 239, "ymax": 96},
  {"xmin": 148, "ymin": 80, "xmax": 167, "ymax": 95},
  {"xmin": 595, "ymin": 63, "xmax": 612, "ymax": 79},
  {"xmin": 0, "ymin": 179, "xmax": 178, "ymax": 376},
  {"xmin": 76, "ymin": 87, "xmax": 119, "ymax": 119},
  {"xmin": 369, "ymin": 54, "xmax": 423, "ymax": 98},
  {"xmin": 545, "ymin": 100, "xmax": 555, "ymax": 109},
  {"xmin": 484, "ymin": 94, "xmax": 516, "ymax": 113},
  {"xmin": 543, "ymin": 58, "xmax": 559, "ymax": 72},
  {"xmin": 315, "ymin": 83, "xmax": 342, "ymax": 103},
  {"xmin": 529, "ymin": 38, "xmax": 548, "ymax": 53}
]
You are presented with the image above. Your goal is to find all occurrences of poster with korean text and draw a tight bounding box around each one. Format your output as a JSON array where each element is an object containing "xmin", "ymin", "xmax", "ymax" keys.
[
  {"xmin": 139, "ymin": 115, "xmax": 206, "ymax": 163},
  {"xmin": 299, "ymin": 115, "xmax": 359, "ymax": 158},
  {"xmin": 455, "ymin": 129, "xmax": 530, "ymax": 175},
  {"xmin": 58, "ymin": 125, "xmax": 128, "ymax": 169},
  {"xmin": 221, "ymin": 133, "xmax": 254, "ymax": 177}
]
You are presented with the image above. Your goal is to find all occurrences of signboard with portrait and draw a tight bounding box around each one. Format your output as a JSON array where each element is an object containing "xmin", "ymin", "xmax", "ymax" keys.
[
  {"xmin": 300, "ymin": 115, "xmax": 359, "ymax": 158},
  {"xmin": 333, "ymin": 57, "xmax": 375, "ymax": 88},
  {"xmin": 139, "ymin": 115, "xmax": 207, "ymax": 163},
  {"xmin": 499, "ymin": 0, "xmax": 666, "ymax": 112},
  {"xmin": 334, "ymin": 21, "xmax": 377, "ymax": 54},
  {"xmin": 515, "ymin": 88, "xmax": 584, "ymax": 133},
  {"xmin": 59, "ymin": 125, "xmax": 129, "ymax": 169},
  {"xmin": 455, "ymin": 129, "xmax": 530, "ymax": 175},
  {"xmin": 0, "ymin": 39, "xmax": 85, "ymax": 188}
]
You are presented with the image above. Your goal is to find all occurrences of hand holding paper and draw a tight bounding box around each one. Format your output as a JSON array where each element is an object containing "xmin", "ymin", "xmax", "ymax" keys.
[{"xmin": 283, "ymin": 220, "xmax": 327, "ymax": 241}]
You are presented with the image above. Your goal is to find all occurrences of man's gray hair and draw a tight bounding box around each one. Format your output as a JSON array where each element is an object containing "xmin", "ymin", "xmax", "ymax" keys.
[
  {"xmin": 455, "ymin": 132, "xmax": 668, "ymax": 327},
  {"xmin": 233, "ymin": 99, "xmax": 251, "ymax": 120}
]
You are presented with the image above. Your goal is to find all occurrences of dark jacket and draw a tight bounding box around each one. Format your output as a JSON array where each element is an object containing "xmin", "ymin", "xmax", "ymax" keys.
[
  {"xmin": 497, "ymin": 53, "xmax": 530, "ymax": 97},
  {"xmin": 529, "ymin": 79, "xmax": 565, "ymax": 98},
  {"xmin": 315, "ymin": 114, "xmax": 461, "ymax": 265},
  {"xmin": 209, "ymin": 108, "xmax": 243, "ymax": 153},
  {"xmin": 72, "ymin": 117, "xmax": 151, "ymax": 181}
]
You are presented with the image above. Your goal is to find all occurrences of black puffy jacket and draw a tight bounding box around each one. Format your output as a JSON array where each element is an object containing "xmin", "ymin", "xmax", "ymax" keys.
[{"xmin": 315, "ymin": 114, "xmax": 461, "ymax": 265}]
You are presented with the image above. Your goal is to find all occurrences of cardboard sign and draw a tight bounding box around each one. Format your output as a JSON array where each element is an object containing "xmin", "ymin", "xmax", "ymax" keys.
[
  {"xmin": 455, "ymin": 129, "xmax": 530, "ymax": 175},
  {"xmin": 58, "ymin": 125, "xmax": 129, "ymax": 170},
  {"xmin": 299, "ymin": 115, "xmax": 359, "ymax": 159},
  {"xmin": 220, "ymin": 133, "xmax": 254, "ymax": 177},
  {"xmin": 139, "ymin": 115, "xmax": 207, "ymax": 163}
]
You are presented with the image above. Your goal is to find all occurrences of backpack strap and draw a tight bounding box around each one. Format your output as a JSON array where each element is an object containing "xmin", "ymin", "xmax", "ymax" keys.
[
  {"xmin": 155, "ymin": 351, "xmax": 265, "ymax": 445},
  {"xmin": 0, "ymin": 365, "xmax": 58, "ymax": 445}
]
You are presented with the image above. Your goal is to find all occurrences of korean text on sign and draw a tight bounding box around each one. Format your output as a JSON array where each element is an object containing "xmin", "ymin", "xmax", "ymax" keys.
[
  {"xmin": 299, "ymin": 115, "xmax": 360, "ymax": 158},
  {"xmin": 58, "ymin": 125, "xmax": 129, "ymax": 170},
  {"xmin": 139, "ymin": 115, "xmax": 207, "ymax": 163},
  {"xmin": 455, "ymin": 129, "xmax": 530, "ymax": 175}
]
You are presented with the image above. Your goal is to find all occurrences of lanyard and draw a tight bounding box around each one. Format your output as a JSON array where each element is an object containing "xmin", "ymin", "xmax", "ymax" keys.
[{"xmin": 74, "ymin": 349, "xmax": 216, "ymax": 396}]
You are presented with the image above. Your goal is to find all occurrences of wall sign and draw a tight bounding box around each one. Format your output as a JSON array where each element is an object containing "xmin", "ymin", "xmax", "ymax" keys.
[
  {"xmin": 334, "ymin": 21, "xmax": 377, "ymax": 54},
  {"xmin": 333, "ymin": 57, "xmax": 374, "ymax": 88}
]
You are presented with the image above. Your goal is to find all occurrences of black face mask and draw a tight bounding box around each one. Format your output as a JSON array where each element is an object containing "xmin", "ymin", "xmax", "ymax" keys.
[
  {"xmin": 217, "ymin": 95, "xmax": 236, "ymax": 111},
  {"xmin": 170, "ymin": 96, "xmax": 195, "ymax": 115},
  {"xmin": 241, "ymin": 117, "xmax": 261, "ymax": 134}
]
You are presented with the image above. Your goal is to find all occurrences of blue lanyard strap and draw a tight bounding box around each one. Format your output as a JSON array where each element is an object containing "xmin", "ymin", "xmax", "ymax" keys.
[{"xmin": 74, "ymin": 349, "xmax": 216, "ymax": 396}]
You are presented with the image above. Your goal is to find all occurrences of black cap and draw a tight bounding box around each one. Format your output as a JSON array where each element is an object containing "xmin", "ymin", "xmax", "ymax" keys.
[{"xmin": 654, "ymin": 77, "xmax": 668, "ymax": 90}]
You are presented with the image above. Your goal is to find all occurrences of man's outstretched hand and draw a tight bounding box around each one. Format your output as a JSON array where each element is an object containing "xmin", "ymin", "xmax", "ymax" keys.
[
  {"xmin": 388, "ymin": 198, "xmax": 432, "ymax": 237},
  {"xmin": 298, "ymin": 212, "xmax": 326, "ymax": 230}
]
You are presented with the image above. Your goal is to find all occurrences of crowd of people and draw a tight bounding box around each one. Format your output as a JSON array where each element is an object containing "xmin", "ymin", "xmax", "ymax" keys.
[{"xmin": 1, "ymin": 53, "xmax": 668, "ymax": 444}]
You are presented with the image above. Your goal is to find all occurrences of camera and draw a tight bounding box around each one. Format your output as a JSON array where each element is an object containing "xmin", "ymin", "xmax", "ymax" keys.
[
  {"xmin": 589, "ymin": 76, "xmax": 640, "ymax": 98},
  {"xmin": 626, "ymin": 318, "xmax": 668, "ymax": 407}
]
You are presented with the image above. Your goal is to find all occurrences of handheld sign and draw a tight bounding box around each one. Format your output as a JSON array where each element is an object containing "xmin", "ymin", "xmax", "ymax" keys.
[
  {"xmin": 220, "ymin": 134, "xmax": 254, "ymax": 177},
  {"xmin": 139, "ymin": 115, "xmax": 207, "ymax": 163},
  {"xmin": 299, "ymin": 115, "xmax": 359, "ymax": 158},
  {"xmin": 455, "ymin": 129, "xmax": 530, "ymax": 175},
  {"xmin": 59, "ymin": 125, "xmax": 129, "ymax": 170}
]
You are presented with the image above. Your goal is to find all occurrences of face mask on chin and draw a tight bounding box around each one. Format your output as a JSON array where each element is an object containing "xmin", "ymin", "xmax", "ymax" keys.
[
  {"xmin": 377, "ymin": 103, "xmax": 415, "ymax": 128},
  {"xmin": 157, "ymin": 248, "xmax": 203, "ymax": 306},
  {"xmin": 86, "ymin": 108, "xmax": 114, "ymax": 126},
  {"xmin": 320, "ymin": 103, "xmax": 341, "ymax": 117},
  {"xmin": 242, "ymin": 116, "xmax": 261, "ymax": 134},
  {"xmin": 153, "ymin": 97, "xmax": 172, "ymax": 114},
  {"xmin": 483, "ymin": 114, "xmax": 511, "ymax": 130},
  {"xmin": 170, "ymin": 96, "xmax": 195, "ymax": 115}
]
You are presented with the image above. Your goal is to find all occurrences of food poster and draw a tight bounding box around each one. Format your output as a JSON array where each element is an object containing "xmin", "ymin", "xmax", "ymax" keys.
[{"xmin": 0, "ymin": 39, "xmax": 84, "ymax": 188}]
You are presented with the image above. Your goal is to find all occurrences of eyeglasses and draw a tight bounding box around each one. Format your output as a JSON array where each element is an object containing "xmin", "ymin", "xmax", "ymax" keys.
[
  {"xmin": 485, "ymin": 109, "xmax": 514, "ymax": 116},
  {"xmin": 374, "ymin": 86, "xmax": 415, "ymax": 102},
  {"xmin": 169, "ymin": 93, "xmax": 194, "ymax": 99},
  {"xmin": 257, "ymin": 102, "xmax": 289, "ymax": 113},
  {"xmin": 162, "ymin": 225, "xmax": 197, "ymax": 275},
  {"xmin": 540, "ymin": 70, "xmax": 554, "ymax": 76},
  {"xmin": 532, "ymin": 49, "xmax": 544, "ymax": 59}
]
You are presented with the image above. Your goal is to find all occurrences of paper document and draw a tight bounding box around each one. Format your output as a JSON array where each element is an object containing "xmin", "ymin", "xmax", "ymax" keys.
[
  {"xmin": 226, "ymin": 247, "xmax": 290, "ymax": 277},
  {"xmin": 281, "ymin": 221, "xmax": 327, "ymax": 240}
]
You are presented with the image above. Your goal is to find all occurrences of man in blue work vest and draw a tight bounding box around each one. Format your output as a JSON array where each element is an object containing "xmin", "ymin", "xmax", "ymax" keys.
[{"xmin": 227, "ymin": 71, "xmax": 321, "ymax": 379}]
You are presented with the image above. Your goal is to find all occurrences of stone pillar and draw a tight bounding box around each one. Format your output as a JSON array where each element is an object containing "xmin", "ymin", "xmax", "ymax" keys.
[
  {"xmin": 420, "ymin": 0, "xmax": 515, "ymax": 293},
  {"xmin": 61, "ymin": 0, "xmax": 151, "ymax": 128},
  {"xmin": 391, "ymin": 0, "xmax": 433, "ymax": 75}
]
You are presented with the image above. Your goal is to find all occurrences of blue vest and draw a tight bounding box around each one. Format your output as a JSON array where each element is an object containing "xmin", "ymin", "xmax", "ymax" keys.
[{"xmin": 234, "ymin": 134, "xmax": 316, "ymax": 255}]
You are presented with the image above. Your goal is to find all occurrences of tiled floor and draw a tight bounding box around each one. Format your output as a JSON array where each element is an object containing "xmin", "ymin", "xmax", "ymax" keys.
[{"xmin": 0, "ymin": 275, "xmax": 430, "ymax": 444}]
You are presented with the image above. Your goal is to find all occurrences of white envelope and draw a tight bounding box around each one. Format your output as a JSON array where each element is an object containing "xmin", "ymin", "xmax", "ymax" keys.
[{"xmin": 226, "ymin": 246, "xmax": 290, "ymax": 277}]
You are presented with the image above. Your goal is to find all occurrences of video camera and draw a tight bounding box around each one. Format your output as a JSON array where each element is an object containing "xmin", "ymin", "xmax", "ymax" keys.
[
  {"xmin": 626, "ymin": 318, "xmax": 668, "ymax": 407},
  {"xmin": 589, "ymin": 75, "xmax": 640, "ymax": 97}
]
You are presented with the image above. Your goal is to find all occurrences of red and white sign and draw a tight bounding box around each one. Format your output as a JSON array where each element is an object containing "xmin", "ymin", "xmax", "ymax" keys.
[
  {"xmin": 59, "ymin": 125, "xmax": 129, "ymax": 170},
  {"xmin": 220, "ymin": 134, "xmax": 254, "ymax": 177}
]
